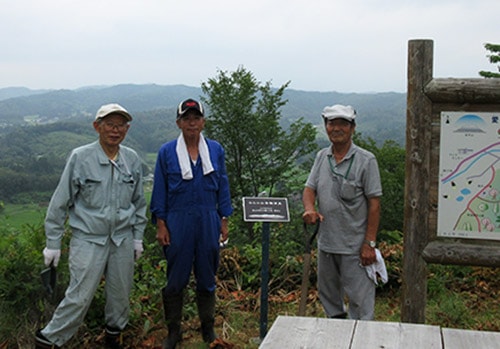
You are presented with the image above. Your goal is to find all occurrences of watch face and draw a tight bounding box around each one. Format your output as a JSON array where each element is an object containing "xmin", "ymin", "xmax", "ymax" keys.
[{"xmin": 365, "ymin": 240, "xmax": 376, "ymax": 248}]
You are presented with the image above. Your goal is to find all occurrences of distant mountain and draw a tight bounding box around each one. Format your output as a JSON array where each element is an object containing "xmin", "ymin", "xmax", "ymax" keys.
[
  {"xmin": 0, "ymin": 87, "xmax": 52, "ymax": 101},
  {"xmin": 280, "ymin": 89, "xmax": 406, "ymax": 145},
  {"xmin": 0, "ymin": 83, "xmax": 406, "ymax": 145},
  {"xmin": 0, "ymin": 84, "xmax": 201, "ymax": 125},
  {"xmin": 0, "ymin": 84, "xmax": 407, "ymax": 202}
]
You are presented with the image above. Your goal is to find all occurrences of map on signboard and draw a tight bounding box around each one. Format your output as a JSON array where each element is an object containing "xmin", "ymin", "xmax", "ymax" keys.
[{"xmin": 438, "ymin": 111, "xmax": 500, "ymax": 240}]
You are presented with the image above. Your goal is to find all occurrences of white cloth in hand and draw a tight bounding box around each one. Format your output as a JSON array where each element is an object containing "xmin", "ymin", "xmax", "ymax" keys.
[
  {"xmin": 43, "ymin": 247, "xmax": 61, "ymax": 267},
  {"xmin": 134, "ymin": 239, "xmax": 144, "ymax": 260},
  {"xmin": 365, "ymin": 248, "xmax": 388, "ymax": 285}
]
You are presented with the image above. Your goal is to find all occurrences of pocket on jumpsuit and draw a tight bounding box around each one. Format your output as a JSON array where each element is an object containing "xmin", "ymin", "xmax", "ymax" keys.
[
  {"xmin": 119, "ymin": 175, "xmax": 136, "ymax": 208},
  {"xmin": 79, "ymin": 177, "xmax": 104, "ymax": 208}
]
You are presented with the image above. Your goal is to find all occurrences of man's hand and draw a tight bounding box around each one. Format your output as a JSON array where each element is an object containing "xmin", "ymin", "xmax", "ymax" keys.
[
  {"xmin": 156, "ymin": 221, "xmax": 170, "ymax": 246},
  {"xmin": 220, "ymin": 217, "xmax": 229, "ymax": 245},
  {"xmin": 302, "ymin": 210, "xmax": 324, "ymax": 225},
  {"xmin": 360, "ymin": 244, "xmax": 376, "ymax": 266},
  {"xmin": 134, "ymin": 239, "xmax": 144, "ymax": 260},
  {"xmin": 43, "ymin": 247, "xmax": 61, "ymax": 267}
]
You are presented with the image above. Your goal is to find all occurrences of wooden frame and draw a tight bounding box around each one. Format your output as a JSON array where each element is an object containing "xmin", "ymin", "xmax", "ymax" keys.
[{"xmin": 402, "ymin": 39, "xmax": 500, "ymax": 323}]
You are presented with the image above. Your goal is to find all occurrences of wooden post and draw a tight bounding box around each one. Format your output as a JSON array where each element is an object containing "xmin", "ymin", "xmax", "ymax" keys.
[{"xmin": 401, "ymin": 39, "xmax": 433, "ymax": 323}]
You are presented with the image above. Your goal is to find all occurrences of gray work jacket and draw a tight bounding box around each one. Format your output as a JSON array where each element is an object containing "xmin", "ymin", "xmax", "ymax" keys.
[{"xmin": 45, "ymin": 141, "xmax": 147, "ymax": 249}]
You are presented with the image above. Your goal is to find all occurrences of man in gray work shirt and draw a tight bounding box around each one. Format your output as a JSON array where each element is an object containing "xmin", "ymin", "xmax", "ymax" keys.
[
  {"xmin": 302, "ymin": 104, "xmax": 382, "ymax": 320},
  {"xmin": 35, "ymin": 103, "xmax": 147, "ymax": 349}
]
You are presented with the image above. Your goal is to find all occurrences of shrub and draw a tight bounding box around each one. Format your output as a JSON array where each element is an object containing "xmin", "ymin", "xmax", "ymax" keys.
[{"xmin": 0, "ymin": 223, "xmax": 70, "ymax": 344}]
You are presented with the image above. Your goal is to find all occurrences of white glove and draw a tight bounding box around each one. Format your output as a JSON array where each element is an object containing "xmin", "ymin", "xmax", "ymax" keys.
[
  {"xmin": 134, "ymin": 239, "xmax": 144, "ymax": 260},
  {"xmin": 43, "ymin": 247, "xmax": 61, "ymax": 267},
  {"xmin": 220, "ymin": 237, "xmax": 229, "ymax": 248}
]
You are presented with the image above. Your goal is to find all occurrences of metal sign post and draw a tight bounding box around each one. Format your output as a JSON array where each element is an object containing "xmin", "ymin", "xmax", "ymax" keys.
[
  {"xmin": 260, "ymin": 221, "xmax": 270, "ymax": 340},
  {"xmin": 242, "ymin": 197, "xmax": 290, "ymax": 340}
]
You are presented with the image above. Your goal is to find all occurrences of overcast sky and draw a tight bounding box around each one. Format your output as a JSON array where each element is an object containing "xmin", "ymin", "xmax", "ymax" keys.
[{"xmin": 1, "ymin": 0, "xmax": 498, "ymax": 93}]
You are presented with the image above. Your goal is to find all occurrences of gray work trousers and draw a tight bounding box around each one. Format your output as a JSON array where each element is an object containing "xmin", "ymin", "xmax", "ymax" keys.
[
  {"xmin": 41, "ymin": 236, "xmax": 134, "ymax": 346},
  {"xmin": 317, "ymin": 250, "xmax": 375, "ymax": 320}
]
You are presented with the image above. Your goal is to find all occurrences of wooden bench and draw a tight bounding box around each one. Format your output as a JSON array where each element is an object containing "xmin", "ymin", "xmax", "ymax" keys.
[{"xmin": 259, "ymin": 316, "xmax": 500, "ymax": 348}]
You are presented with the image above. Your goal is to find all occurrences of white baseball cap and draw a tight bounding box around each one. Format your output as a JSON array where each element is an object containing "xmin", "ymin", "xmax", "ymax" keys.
[
  {"xmin": 95, "ymin": 103, "xmax": 132, "ymax": 121},
  {"xmin": 322, "ymin": 104, "xmax": 356, "ymax": 123}
]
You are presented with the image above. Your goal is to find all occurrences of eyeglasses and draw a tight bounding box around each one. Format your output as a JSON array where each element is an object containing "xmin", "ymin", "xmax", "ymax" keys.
[{"xmin": 101, "ymin": 121, "xmax": 128, "ymax": 131}]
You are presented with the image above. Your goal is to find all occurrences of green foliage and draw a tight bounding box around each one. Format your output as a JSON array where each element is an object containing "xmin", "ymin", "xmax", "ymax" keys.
[
  {"xmin": 201, "ymin": 66, "xmax": 319, "ymax": 246},
  {"xmin": 479, "ymin": 43, "xmax": 500, "ymax": 78},
  {"xmin": 0, "ymin": 223, "xmax": 70, "ymax": 341},
  {"xmin": 1, "ymin": 214, "xmax": 499, "ymax": 347},
  {"xmin": 353, "ymin": 134, "xmax": 405, "ymax": 232},
  {"xmin": 201, "ymin": 66, "xmax": 318, "ymax": 200},
  {"xmin": 219, "ymin": 216, "xmax": 310, "ymax": 294},
  {"xmin": 128, "ymin": 240, "xmax": 167, "ymax": 336},
  {"xmin": 424, "ymin": 264, "xmax": 500, "ymax": 329},
  {"xmin": 426, "ymin": 291, "xmax": 473, "ymax": 328}
]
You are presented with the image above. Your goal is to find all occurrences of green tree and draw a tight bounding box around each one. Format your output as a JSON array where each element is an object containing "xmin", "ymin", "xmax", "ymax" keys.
[
  {"xmin": 479, "ymin": 43, "xmax": 500, "ymax": 78},
  {"xmin": 201, "ymin": 67, "xmax": 318, "ymax": 242},
  {"xmin": 353, "ymin": 134, "xmax": 405, "ymax": 235}
]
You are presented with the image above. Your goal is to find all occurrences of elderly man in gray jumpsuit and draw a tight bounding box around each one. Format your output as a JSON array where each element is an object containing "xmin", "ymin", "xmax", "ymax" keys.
[{"xmin": 35, "ymin": 103, "xmax": 148, "ymax": 349}]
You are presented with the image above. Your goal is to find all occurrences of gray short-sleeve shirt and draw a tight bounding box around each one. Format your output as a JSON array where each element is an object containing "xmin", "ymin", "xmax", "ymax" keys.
[{"xmin": 305, "ymin": 143, "xmax": 382, "ymax": 254}]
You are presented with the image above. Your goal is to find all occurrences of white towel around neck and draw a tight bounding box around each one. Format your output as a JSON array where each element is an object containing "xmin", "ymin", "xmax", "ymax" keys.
[{"xmin": 176, "ymin": 133, "xmax": 214, "ymax": 180}]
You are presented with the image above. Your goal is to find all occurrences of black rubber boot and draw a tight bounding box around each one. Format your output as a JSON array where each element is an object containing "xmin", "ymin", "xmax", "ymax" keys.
[
  {"xmin": 196, "ymin": 290, "xmax": 217, "ymax": 344},
  {"xmin": 34, "ymin": 330, "xmax": 60, "ymax": 349},
  {"xmin": 162, "ymin": 289, "xmax": 183, "ymax": 349},
  {"xmin": 104, "ymin": 326, "xmax": 124, "ymax": 349},
  {"xmin": 330, "ymin": 312, "xmax": 348, "ymax": 319}
]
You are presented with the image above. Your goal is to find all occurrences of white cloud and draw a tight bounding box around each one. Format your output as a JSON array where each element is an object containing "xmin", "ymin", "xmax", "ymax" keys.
[{"xmin": 0, "ymin": 0, "xmax": 498, "ymax": 92}]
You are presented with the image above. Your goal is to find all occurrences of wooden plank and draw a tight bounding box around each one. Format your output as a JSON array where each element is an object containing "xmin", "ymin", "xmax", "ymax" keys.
[
  {"xmin": 424, "ymin": 78, "xmax": 500, "ymax": 104},
  {"xmin": 351, "ymin": 320, "xmax": 442, "ymax": 349},
  {"xmin": 442, "ymin": 328, "xmax": 500, "ymax": 349},
  {"xmin": 259, "ymin": 316, "xmax": 355, "ymax": 349},
  {"xmin": 259, "ymin": 316, "xmax": 500, "ymax": 349},
  {"xmin": 422, "ymin": 240, "xmax": 500, "ymax": 267}
]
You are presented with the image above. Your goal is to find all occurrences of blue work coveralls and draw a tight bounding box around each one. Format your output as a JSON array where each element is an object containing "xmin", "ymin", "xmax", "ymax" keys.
[{"xmin": 150, "ymin": 138, "xmax": 233, "ymax": 294}]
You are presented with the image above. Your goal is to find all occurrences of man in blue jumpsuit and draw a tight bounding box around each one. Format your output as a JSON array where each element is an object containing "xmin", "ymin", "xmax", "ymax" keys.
[
  {"xmin": 35, "ymin": 103, "xmax": 147, "ymax": 348},
  {"xmin": 150, "ymin": 98, "xmax": 233, "ymax": 348}
]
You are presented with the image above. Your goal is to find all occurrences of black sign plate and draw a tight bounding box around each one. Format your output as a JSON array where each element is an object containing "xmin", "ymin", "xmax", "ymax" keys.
[{"xmin": 242, "ymin": 197, "xmax": 290, "ymax": 222}]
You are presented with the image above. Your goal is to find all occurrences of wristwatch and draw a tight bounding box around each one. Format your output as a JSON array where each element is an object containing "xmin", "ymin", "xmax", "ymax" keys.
[{"xmin": 364, "ymin": 240, "xmax": 376, "ymax": 248}]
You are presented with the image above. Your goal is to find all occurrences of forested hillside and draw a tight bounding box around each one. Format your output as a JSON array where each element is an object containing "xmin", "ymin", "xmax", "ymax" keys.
[
  {"xmin": 0, "ymin": 84, "xmax": 406, "ymax": 203},
  {"xmin": 0, "ymin": 84, "xmax": 406, "ymax": 143}
]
